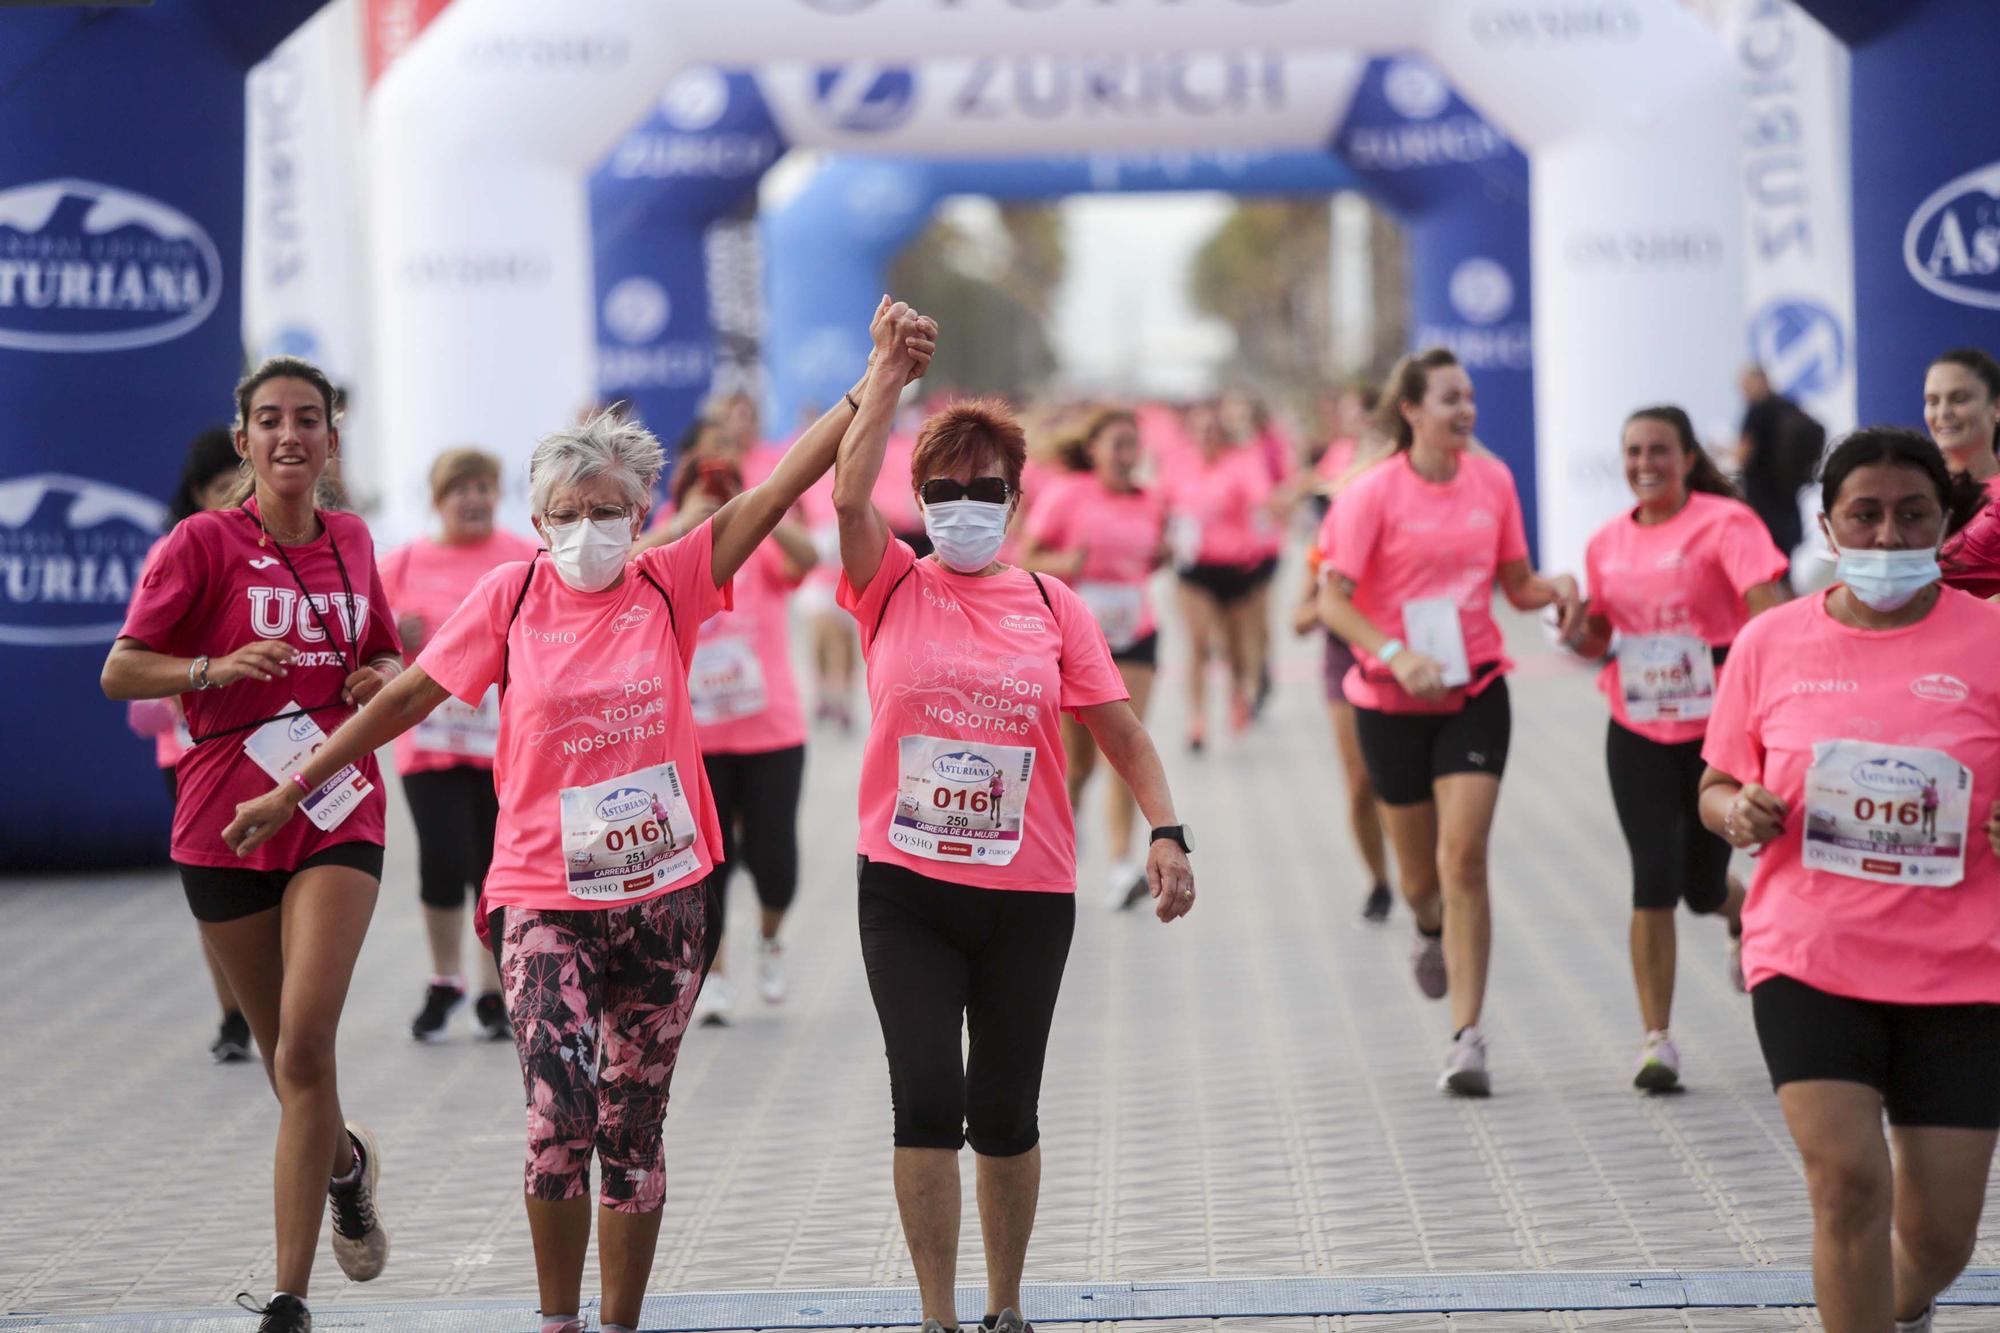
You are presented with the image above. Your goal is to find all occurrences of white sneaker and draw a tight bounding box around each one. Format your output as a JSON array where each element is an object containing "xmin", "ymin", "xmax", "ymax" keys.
[
  {"xmin": 1437, "ymin": 1026, "xmax": 1490, "ymax": 1097},
  {"xmin": 1634, "ymin": 1030, "xmax": 1681, "ymax": 1093},
  {"xmin": 1104, "ymin": 860, "xmax": 1148, "ymax": 912},
  {"xmin": 693, "ymin": 974, "xmax": 733, "ymax": 1027},
  {"xmin": 1894, "ymin": 1302, "xmax": 1936, "ymax": 1332},
  {"xmin": 327, "ymin": 1121, "xmax": 388, "ymax": 1281},
  {"xmin": 1727, "ymin": 933, "xmax": 1747, "ymax": 993},
  {"xmin": 757, "ymin": 939, "xmax": 788, "ymax": 1005}
]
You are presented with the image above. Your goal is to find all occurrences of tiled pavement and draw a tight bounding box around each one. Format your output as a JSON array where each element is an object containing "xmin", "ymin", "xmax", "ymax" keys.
[{"xmin": 6, "ymin": 586, "xmax": 1999, "ymax": 1331}]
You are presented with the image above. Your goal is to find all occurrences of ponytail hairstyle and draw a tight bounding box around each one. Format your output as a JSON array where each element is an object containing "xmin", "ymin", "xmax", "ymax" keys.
[
  {"xmin": 1624, "ymin": 405, "xmax": 1739, "ymax": 501},
  {"xmin": 1819, "ymin": 426, "xmax": 1987, "ymax": 540},
  {"xmin": 1374, "ymin": 347, "xmax": 1461, "ymax": 451}
]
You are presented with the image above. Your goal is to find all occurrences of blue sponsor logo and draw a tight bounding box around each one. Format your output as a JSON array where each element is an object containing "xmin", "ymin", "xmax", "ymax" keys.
[
  {"xmin": 287, "ymin": 715, "xmax": 320, "ymax": 744},
  {"xmin": 0, "ymin": 179, "xmax": 223, "ymax": 353},
  {"xmin": 933, "ymin": 751, "xmax": 997, "ymax": 784},
  {"xmin": 596, "ymin": 787, "xmax": 654, "ymax": 822},
  {"xmin": 1852, "ymin": 758, "xmax": 1927, "ymax": 797},
  {"xmin": 0, "ymin": 474, "xmax": 164, "ymax": 647},
  {"xmin": 1904, "ymin": 160, "xmax": 2000, "ymax": 311},
  {"xmin": 1749, "ymin": 299, "xmax": 1845, "ymax": 399},
  {"xmin": 811, "ymin": 65, "xmax": 917, "ymax": 133}
]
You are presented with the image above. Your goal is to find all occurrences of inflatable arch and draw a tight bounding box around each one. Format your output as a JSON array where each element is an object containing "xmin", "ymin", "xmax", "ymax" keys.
[{"xmin": 372, "ymin": 0, "xmax": 1741, "ymax": 569}]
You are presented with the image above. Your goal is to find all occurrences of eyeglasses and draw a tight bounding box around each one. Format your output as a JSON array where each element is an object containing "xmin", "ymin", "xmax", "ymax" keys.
[
  {"xmin": 543, "ymin": 504, "xmax": 633, "ymax": 526},
  {"xmin": 920, "ymin": 477, "xmax": 1011, "ymax": 506}
]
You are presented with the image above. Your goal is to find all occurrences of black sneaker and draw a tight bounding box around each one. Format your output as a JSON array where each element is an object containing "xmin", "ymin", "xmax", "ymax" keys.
[
  {"xmin": 473, "ymin": 991, "xmax": 511, "ymax": 1041},
  {"xmin": 1361, "ymin": 883, "xmax": 1394, "ymax": 923},
  {"xmin": 236, "ymin": 1292, "xmax": 310, "ymax": 1332},
  {"xmin": 410, "ymin": 981, "xmax": 464, "ymax": 1042},
  {"xmin": 211, "ymin": 1010, "xmax": 252, "ymax": 1064}
]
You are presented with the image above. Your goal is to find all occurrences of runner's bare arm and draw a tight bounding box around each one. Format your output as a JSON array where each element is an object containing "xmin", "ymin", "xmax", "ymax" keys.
[
  {"xmin": 715, "ymin": 299, "xmax": 935, "ymax": 589},
  {"xmin": 1316, "ymin": 574, "xmax": 1395, "ymax": 658},
  {"xmin": 221, "ymin": 666, "xmax": 454, "ymax": 856},
  {"xmin": 834, "ymin": 300, "xmax": 930, "ymax": 595},
  {"xmin": 1698, "ymin": 764, "xmax": 1787, "ymax": 848},
  {"xmin": 1014, "ymin": 531, "xmax": 1084, "ymax": 580},
  {"xmin": 1077, "ymin": 699, "xmax": 1194, "ymax": 923},
  {"xmin": 1744, "ymin": 579, "xmax": 1791, "ymax": 616},
  {"xmin": 768, "ymin": 516, "xmax": 820, "ymax": 582},
  {"xmin": 101, "ymin": 636, "xmax": 298, "ymax": 701},
  {"xmin": 1498, "ymin": 558, "xmax": 1584, "ymax": 638}
]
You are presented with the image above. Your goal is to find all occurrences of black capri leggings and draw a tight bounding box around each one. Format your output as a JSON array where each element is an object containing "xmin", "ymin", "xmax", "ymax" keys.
[
  {"xmin": 701, "ymin": 744, "xmax": 806, "ymax": 967},
  {"xmin": 401, "ymin": 765, "xmax": 500, "ymax": 910},
  {"xmin": 1605, "ymin": 719, "xmax": 1731, "ymax": 914},
  {"xmin": 858, "ymin": 856, "xmax": 1075, "ymax": 1156}
]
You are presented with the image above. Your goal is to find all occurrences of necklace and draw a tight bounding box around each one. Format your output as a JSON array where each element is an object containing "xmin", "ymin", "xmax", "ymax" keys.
[{"xmin": 255, "ymin": 506, "xmax": 318, "ymax": 547}]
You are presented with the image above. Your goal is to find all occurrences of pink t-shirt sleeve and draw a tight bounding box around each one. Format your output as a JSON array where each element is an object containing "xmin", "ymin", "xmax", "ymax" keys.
[
  {"xmin": 1715, "ymin": 504, "xmax": 1791, "ymax": 594},
  {"xmin": 1495, "ymin": 472, "xmax": 1530, "ymax": 565},
  {"xmin": 1025, "ymin": 483, "xmax": 1077, "ymax": 550},
  {"xmin": 1047, "ymin": 579, "xmax": 1129, "ymax": 713},
  {"xmin": 415, "ymin": 564, "xmax": 517, "ymax": 706},
  {"xmin": 838, "ymin": 537, "xmax": 919, "ymax": 654},
  {"xmin": 1700, "ymin": 620, "xmax": 1766, "ymax": 782},
  {"xmin": 1327, "ymin": 472, "xmax": 1383, "ymax": 585},
  {"xmin": 635, "ymin": 518, "xmax": 733, "ymax": 663},
  {"xmin": 120, "ymin": 520, "xmax": 208, "ymax": 651}
]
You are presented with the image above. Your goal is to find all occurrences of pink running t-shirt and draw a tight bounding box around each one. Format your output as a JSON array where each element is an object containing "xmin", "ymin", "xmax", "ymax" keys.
[
  {"xmin": 1328, "ymin": 450, "xmax": 1530, "ymax": 714},
  {"xmin": 380, "ymin": 530, "xmax": 543, "ymax": 775},
  {"xmin": 1585, "ymin": 492, "xmax": 1790, "ymax": 745},
  {"xmin": 1939, "ymin": 474, "xmax": 2000, "ymax": 599},
  {"xmin": 416, "ymin": 523, "xmax": 730, "ymax": 917},
  {"xmin": 690, "ymin": 540, "xmax": 807, "ymax": 755},
  {"xmin": 119, "ymin": 502, "xmax": 401, "ymax": 870},
  {"xmin": 1703, "ymin": 586, "xmax": 2000, "ymax": 1005},
  {"xmin": 1026, "ymin": 477, "xmax": 1166, "ymax": 651},
  {"xmin": 839, "ymin": 540, "xmax": 1128, "ymax": 892},
  {"xmin": 131, "ymin": 537, "xmax": 193, "ymax": 769},
  {"xmin": 1161, "ymin": 445, "xmax": 1277, "ymax": 568}
]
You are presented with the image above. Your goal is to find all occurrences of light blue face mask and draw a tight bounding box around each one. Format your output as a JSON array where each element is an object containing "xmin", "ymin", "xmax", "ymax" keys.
[{"xmin": 1831, "ymin": 542, "xmax": 1941, "ymax": 611}]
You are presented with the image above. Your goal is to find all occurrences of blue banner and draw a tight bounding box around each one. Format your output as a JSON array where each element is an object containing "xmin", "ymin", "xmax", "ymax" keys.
[
  {"xmin": 589, "ymin": 70, "xmax": 782, "ymax": 472},
  {"xmin": 1801, "ymin": 0, "xmax": 2000, "ymax": 427},
  {"xmin": 1334, "ymin": 56, "xmax": 1536, "ymax": 556},
  {"xmin": 0, "ymin": 3, "xmax": 324, "ymax": 869}
]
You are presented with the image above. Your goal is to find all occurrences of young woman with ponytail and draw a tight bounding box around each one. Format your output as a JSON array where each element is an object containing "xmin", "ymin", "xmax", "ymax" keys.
[{"xmin": 1565, "ymin": 406, "xmax": 1792, "ymax": 1093}]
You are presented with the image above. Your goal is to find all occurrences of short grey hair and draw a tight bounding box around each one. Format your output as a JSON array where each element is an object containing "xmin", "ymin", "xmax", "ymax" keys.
[{"xmin": 527, "ymin": 409, "xmax": 663, "ymax": 515}]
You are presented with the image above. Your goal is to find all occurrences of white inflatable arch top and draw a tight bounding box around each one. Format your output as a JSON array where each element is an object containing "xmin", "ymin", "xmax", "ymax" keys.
[{"xmin": 374, "ymin": 0, "xmax": 1740, "ymax": 570}]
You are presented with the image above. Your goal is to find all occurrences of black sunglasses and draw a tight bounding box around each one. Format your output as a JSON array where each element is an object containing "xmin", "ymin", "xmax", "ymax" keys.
[{"xmin": 920, "ymin": 477, "xmax": 1012, "ymax": 505}]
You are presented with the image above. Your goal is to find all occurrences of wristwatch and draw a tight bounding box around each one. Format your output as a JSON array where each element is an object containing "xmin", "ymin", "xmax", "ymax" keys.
[{"xmin": 1150, "ymin": 824, "xmax": 1193, "ymax": 853}]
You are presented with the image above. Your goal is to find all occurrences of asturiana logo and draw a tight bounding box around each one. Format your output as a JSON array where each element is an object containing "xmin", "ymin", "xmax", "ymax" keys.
[
  {"xmin": 287, "ymin": 715, "xmax": 320, "ymax": 744},
  {"xmin": 1904, "ymin": 159, "xmax": 2000, "ymax": 311},
  {"xmin": 0, "ymin": 473, "xmax": 164, "ymax": 647},
  {"xmin": 596, "ymin": 787, "xmax": 655, "ymax": 822},
  {"xmin": 1000, "ymin": 614, "xmax": 1046, "ymax": 633},
  {"xmin": 933, "ymin": 751, "xmax": 998, "ymax": 784},
  {"xmin": 0, "ymin": 179, "xmax": 223, "ymax": 352},
  {"xmin": 1911, "ymin": 673, "xmax": 1970, "ymax": 703},
  {"xmin": 1852, "ymin": 758, "xmax": 1929, "ymax": 797}
]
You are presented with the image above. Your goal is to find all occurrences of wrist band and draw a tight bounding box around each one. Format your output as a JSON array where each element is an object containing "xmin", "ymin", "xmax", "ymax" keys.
[
  {"xmin": 844, "ymin": 390, "xmax": 861, "ymax": 414},
  {"xmin": 190, "ymin": 655, "xmax": 212, "ymax": 690},
  {"xmin": 290, "ymin": 771, "xmax": 313, "ymax": 797},
  {"xmin": 1377, "ymin": 638, "xmax": 1405, "ymax": 664}
]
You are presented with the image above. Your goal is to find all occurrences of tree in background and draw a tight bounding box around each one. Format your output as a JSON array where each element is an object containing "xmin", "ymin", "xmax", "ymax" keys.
[{"xmin": 888, "ymin": 205, "xmax": 1064, "ymax": 399}]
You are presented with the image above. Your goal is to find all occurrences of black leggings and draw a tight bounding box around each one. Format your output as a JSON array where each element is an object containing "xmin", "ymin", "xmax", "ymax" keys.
[
  {"xmin": 1605, "ymin": 720, "xmax": 1732, "ymax": 913},
  {"xmin": 700, "ymin": 745, "xmax": 806, "ymax": 967},
  {"xmin": 401, "ymin": 766, "xmax": 500, "ymax": 910},
  {"xmin": 858, "ymin": 857, "xmax": 1075, "ymax": 1156}
]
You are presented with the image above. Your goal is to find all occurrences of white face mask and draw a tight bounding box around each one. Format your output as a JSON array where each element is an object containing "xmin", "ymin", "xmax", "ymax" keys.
[
  {"xmin": 1831, "ymin": 540, "xmax": 1941, "ymax": 611},
  {"xmin": 543, "ymin": 516, "xmax": 633, "ymax": 592},
  {"xmin": 923, "ymin": 500, "xmax": 1009, "ymax": 573}
]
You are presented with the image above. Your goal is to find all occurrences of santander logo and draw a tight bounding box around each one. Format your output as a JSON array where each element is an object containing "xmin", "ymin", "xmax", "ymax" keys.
[{"xmin": 1910, "ymin": 673, "xmax": 1970, "ymax": 703}]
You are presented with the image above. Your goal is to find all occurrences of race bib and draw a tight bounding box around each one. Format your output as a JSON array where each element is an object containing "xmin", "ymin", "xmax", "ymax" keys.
[
  {"xmin": 1802, "ymin": 739, "xmax": 1971, "ymax": 887},
  {"xmin": 1619, "ymin": 634, "xmax": 1715, "ymax": 722},
  {"xmin": 242, "ymin": 703, "xmax": 374, "ymax": 832},
  {"xmin": 559, "ymin": 762, "xmax": 703, "ymax": 902},
  {"xmin": 411, "ymin": 686, "xmax": 501, "ymax": 758},
  {"xmin": 1168, "ymin": 514, "xmax": 1203, "ymax": 569},
  {"xmin": 889, "ymin": 736, "xmax": 1035, "ymax": 867},
  {"xmin": 1078, "ymin": 581, "xmax": 1145, "ymax": 652},
  {"xmin": 687, "ymin": 634, "xmax": 768, "ymax": 725},
  {"xmin": 1403, "ymin": 596, "xmax": 1471, "ymax": 687}
]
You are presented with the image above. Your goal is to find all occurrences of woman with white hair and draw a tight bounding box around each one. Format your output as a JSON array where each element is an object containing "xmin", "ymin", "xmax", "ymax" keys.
[{"xmin": 223, "ymin": 300, "xmax": 937, "ymax": 1333}]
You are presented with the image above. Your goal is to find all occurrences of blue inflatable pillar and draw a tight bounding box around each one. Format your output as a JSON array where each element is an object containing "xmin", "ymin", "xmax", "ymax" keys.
[
  {"xmin": 1334, "ymin": 56, "xmax": 1536, "ymax": 556},
  {"xmin": 0, "ymin": 2, "xmax": 326, "ymax": 869},
  {"xmin": 1800, "ymin": 1, "xmax": 2000, "ymax": 425},
  {"xmin": 589, "ymin": 71, "xmax": 783, "ymax": 470}
]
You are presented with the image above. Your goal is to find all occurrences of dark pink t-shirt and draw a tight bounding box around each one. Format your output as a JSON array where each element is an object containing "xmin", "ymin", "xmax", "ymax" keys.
[
  {"xmin": 1329, "ymin": 451, "xmax": 1530, "ymax": 713},
  {"xmin": 120, "ymin": 502, "xmax": 401, "ymax": 869},
  {"xmin": 839, "ymin": 540, "xmax": 1127, "ymax": 892},
  {"xmin": 1703, "ymin": 587, "xmax": 2000, "ymax": 1004},
  {"xmin": 1584, "ymin": 492, "xmax": 1789, "ymax": 745},
  {"xmin": 380, "ymin": 530, "xmax": 542, "ymax": 774},
  {"xmin": 416, "ymin": 523, "xmax": 730, "ymax": 916}
]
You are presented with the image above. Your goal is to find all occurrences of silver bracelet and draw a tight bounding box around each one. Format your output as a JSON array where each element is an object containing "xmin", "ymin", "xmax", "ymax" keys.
[{"xmin": 189, "ymin": 655, "xmax": 212, "ymax": 691}]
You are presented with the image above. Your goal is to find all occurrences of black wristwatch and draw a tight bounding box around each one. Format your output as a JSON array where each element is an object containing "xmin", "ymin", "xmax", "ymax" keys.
[{"xmin": 1150, "ymin": 824, "xmax": 1193, "ymax": 853}]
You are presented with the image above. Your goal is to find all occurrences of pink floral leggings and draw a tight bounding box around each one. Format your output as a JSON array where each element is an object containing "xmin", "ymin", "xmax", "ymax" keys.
[{"xmin": 495, "ymin": 885, "xmax": 708, "ymax": 1212}]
